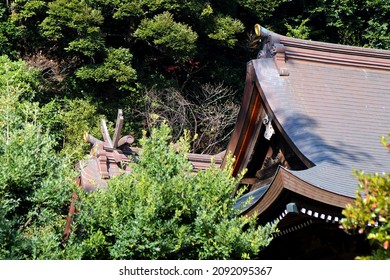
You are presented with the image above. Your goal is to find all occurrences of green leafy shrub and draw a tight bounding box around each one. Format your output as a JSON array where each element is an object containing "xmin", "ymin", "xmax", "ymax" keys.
[
  {"xmin": 0, "ymin": 56, "xmax": 77, "ymax": 259},
  {"xmin": 71, "ymin": 122, "xmax": 275, "ymax": 259},
  {"xmin": 76, "ymin": 47, "xmax": 137, "ymax": 91},
  {"xmin": 207, "ymin": 15, "xmax": 244, "ymax": 48},
  {"xmin": 40, "ymin": 0, "xmax": 105, "ymax": 57},
  {"xmin": 341, "ymin": 135, "xmax": 390, "ymax": 259}
]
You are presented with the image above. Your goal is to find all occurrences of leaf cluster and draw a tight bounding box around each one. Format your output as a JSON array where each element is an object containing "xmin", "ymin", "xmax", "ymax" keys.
[
  {"xmin": 71, "ymin": 122, "xmax": 275, "ymax": 259},
  {"xmin": 341, "ymin": 135, "xmax": 390, "ymax": 259},
  {"xmin": 134, "ymin": 12, "xmax": 198, "ymax": 63},
  {"xmin": 0, "ymin": 56, "xmax": 78, "ymax": 259}
]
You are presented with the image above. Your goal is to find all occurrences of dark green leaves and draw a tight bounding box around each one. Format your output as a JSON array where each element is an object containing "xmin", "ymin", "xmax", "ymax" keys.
[{"xmin": 134, "ymin": 12, "xmax": 198, "ymax": 62}]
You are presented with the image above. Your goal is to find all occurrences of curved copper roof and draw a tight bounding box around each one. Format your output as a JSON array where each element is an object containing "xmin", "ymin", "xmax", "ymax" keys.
[{"xmin": 229, "ymin": 29, "xmax": 390, "ymax": 215}]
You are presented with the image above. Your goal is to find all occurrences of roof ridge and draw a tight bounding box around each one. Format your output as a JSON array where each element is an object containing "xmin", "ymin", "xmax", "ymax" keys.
[
  {"xmin": 278, "ymin": 34, "xmax": 390, "ymax": 58},
  {"xmin": 255, "ymin": 25, "xmax": 390, "ymax": 71},
  {"xmin": 280, "ymin": 36, "xmax": 390, "ymax": 71}
]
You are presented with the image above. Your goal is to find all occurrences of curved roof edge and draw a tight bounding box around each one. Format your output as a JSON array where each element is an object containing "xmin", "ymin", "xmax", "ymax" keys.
[
  {"xmin": 251, "ymin": 62, "xmax": 315, "ymax": 168},
  {"xmin": 243, "ymin": 166, "xmax": 354, "ymax": 217}
]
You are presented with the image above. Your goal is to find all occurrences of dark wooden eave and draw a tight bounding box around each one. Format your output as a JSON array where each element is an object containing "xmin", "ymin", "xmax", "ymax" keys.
[{"xmin": 242, "ymin": 166, "xmax": 353, "ymax": 219}]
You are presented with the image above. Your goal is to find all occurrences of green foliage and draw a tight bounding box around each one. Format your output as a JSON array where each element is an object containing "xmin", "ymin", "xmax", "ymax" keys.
[
  {"xmin": 207, "ymin": 15, "xmax": 244, "ymax": 48},
  {"xmin": 0, "ymin": 6, "xmax": 23, "ymax": 58},
  {"xmin": 0, "ymin": 187, "xmax": 20, "ymax": 258},
  {"xmin": 309, "ymin": 0, "xmax": 389, "ymax": 48},
  {"xmin": 107, "ymin": 0, "xmax": 146, "ymax": 18},
  {"xmin": 364, "ymin": 20, "xmax": 390, "ymax": 50},
  {"xmin": 237, "ymin": 0, "xmax": 287, "ymax": 15},
  {"xmin": 0, "ymin": 55, "xmax": 106, "ymax": 160},
  {"xmin": 70, "ymin": 122, "xmax": 275, "ymax": 259},
  {"xmin": 56, "ymin": 98, "xmax": 103, "ymax": 159},
  {"xmin": 40, "ymin": 0, "xmax": 105, "ymax": 57},
  {"xmin": 341, "ymin": 135, "xmax": 390, "ymax": 259},
  {"xmin": 109, "ymin": 0, "xmax": 203, "ymax": 19},
  {"xmin": 1, "ymin": 124, "xmax": 79, "ymax": 260},
  {"xmin": 10, "ymin": 0, "xmax": 48, "ymax": 20},
  {"xmin": 8, "ymin": 0, "xmax": 290, "ymax": 102},
  {"xmin": 76, "ymin": 47, "xmax": 137, "ymax": 90},
  {"xmin": 362, "ymin": 0, "xmax": 390, "ymax": 49},
  {"xmin": 0, "ymin": 56, "xmax": 40, "ymax": 148},
  {"xmin": 285, "ymin": 18, "xmax": 311, "ymax": 40},
  {"xmin": 0, "ymin": 56, "xmax": 77, "ymax": 259},
  {"xmin": 0, "ymin": 56, "xmax": 39, "ymax": 102},
  {"xmin": 134, "ymin": 12, "xmax": 198, "ymax": 63}
]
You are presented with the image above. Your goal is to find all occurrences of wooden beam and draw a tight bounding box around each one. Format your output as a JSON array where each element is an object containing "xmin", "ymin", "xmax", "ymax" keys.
[
  {"xmin": 112, "ymin": 109, "xmax": 124, "ymax": 148},
  {"xmin": 101, "ymin": 119, "xmax": 113, "ymax": 148},
  {"xmin": 240, "ymin": 177, "xmax": 259, "ymax": 185}
]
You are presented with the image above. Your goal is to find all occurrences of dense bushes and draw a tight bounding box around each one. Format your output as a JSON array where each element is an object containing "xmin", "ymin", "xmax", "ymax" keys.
[{"xmin": 68, "ymin": 122, "xmax": 275, "ymax": 259}]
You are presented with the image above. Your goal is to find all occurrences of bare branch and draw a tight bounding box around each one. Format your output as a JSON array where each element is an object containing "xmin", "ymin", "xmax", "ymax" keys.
[{"xmin": 136, "ymin": 83, "xmax": 239, "ymax": 154}]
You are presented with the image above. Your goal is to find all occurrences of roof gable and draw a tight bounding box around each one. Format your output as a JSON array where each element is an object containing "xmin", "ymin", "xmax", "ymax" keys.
[{"xmin": 229, "ymin": 28, "xmax": 390, "ymax": 209}]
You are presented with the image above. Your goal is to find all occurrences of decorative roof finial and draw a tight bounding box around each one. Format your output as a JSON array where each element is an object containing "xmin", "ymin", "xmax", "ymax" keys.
[{"xmin": 254, "ymin": 24, "xmax": 270, "ymax": 38}]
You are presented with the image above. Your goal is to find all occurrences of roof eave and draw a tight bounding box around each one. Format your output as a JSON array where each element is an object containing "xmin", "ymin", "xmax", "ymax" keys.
[{"xmin": 243, "ymin": 166, "xmax": 354, "ymax": 218}]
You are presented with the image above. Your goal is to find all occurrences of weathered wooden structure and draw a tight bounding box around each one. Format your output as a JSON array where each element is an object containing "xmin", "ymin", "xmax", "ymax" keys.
[
  {"xmin": 76, "ymin": 110, "xmax": 223, "ymax": 192},
  {"xmin": 68, "ymin": 26, "xmax": 389, "ymax": 259},
  {"xmin": 228, "ymin": 25, "xmax": 390, "ymax": 259},
  {"xmin": 64, "ymin": 110, "xmax": 222, "ymax": 239},
  {"xmin": 77, "ymin": 109, "xmax": 135, "ymax": 191}
]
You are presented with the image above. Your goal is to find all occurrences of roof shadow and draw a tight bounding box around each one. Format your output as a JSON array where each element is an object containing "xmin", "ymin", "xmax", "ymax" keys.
[{"xmin": 275, "ymin": 111, "xmax": 375, "ymax": 167}]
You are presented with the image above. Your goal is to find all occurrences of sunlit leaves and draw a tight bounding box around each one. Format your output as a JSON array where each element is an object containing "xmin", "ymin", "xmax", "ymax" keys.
[
  {"xmin": 40, "ymin": 0, "xmax": 104, "ymax": 57},
  {"xmin": 72, "ymin": 122, "xmax": 275, "ymax": 259},
  {"xmin": 134, "ymin": 12, "xmax": 198, "ymax": 62},
  {"xmin": 207, "ymin": 15, "xmax": 244, "ymax": 48},
  {"xmin": 0, "ymin": 57, "xmax": 77, "ymax": 259},
  {"xmin": 76, "ymin": 47, "xmax": 137, "ymax": 85},
  {"xmin": 341, "ymin": 136, "xmax": 390, "ymax": 259}
]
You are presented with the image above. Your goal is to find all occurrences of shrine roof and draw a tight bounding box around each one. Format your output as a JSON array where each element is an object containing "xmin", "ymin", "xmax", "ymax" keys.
[
  {"xmin": 252, "ymin": 54, "xmax": 389, "ymax": 197},
  {"xmin": 235, "ymin": 28, "xmax": 390, "ymax": 209}
]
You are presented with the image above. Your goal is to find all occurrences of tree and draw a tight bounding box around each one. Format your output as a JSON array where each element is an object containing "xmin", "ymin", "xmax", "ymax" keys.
[
  {"xmin": 0, "ymin": 55, "xmax": 78, "ymax": 259},
  {"xmin": 341, "ymin": 135, "xmax": 390, "ymax": 259},
  {"xmin": 68, "ymin": 121, "xmax": 275, "ymax": 259},
  {"xmin": 7, "ymin": 0, "xmax": 290, "ymax": 93},
  {"xmin": 273, "ymin": 0, "xmax": 390, "ymax": 49},
  {"xmin": 0, "ymin": 4, "xmax": 23, "ymax": 59},
  {"xmin": 134, "ymin": 11, "xmax": 198, "ymax": 63},
  {"xmin": 40, "ymin": 0, "xmax": 105, "ymax": 58}
]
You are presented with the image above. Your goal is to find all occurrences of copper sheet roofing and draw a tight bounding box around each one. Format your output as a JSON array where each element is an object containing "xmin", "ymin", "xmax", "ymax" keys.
[
  {"xmin": 233, "ymin": 28, "xmax": 390, "ymax": 206},
  {"xmin": 227, "ymin": 29, "xmax": 390, "ymax": 220}
]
